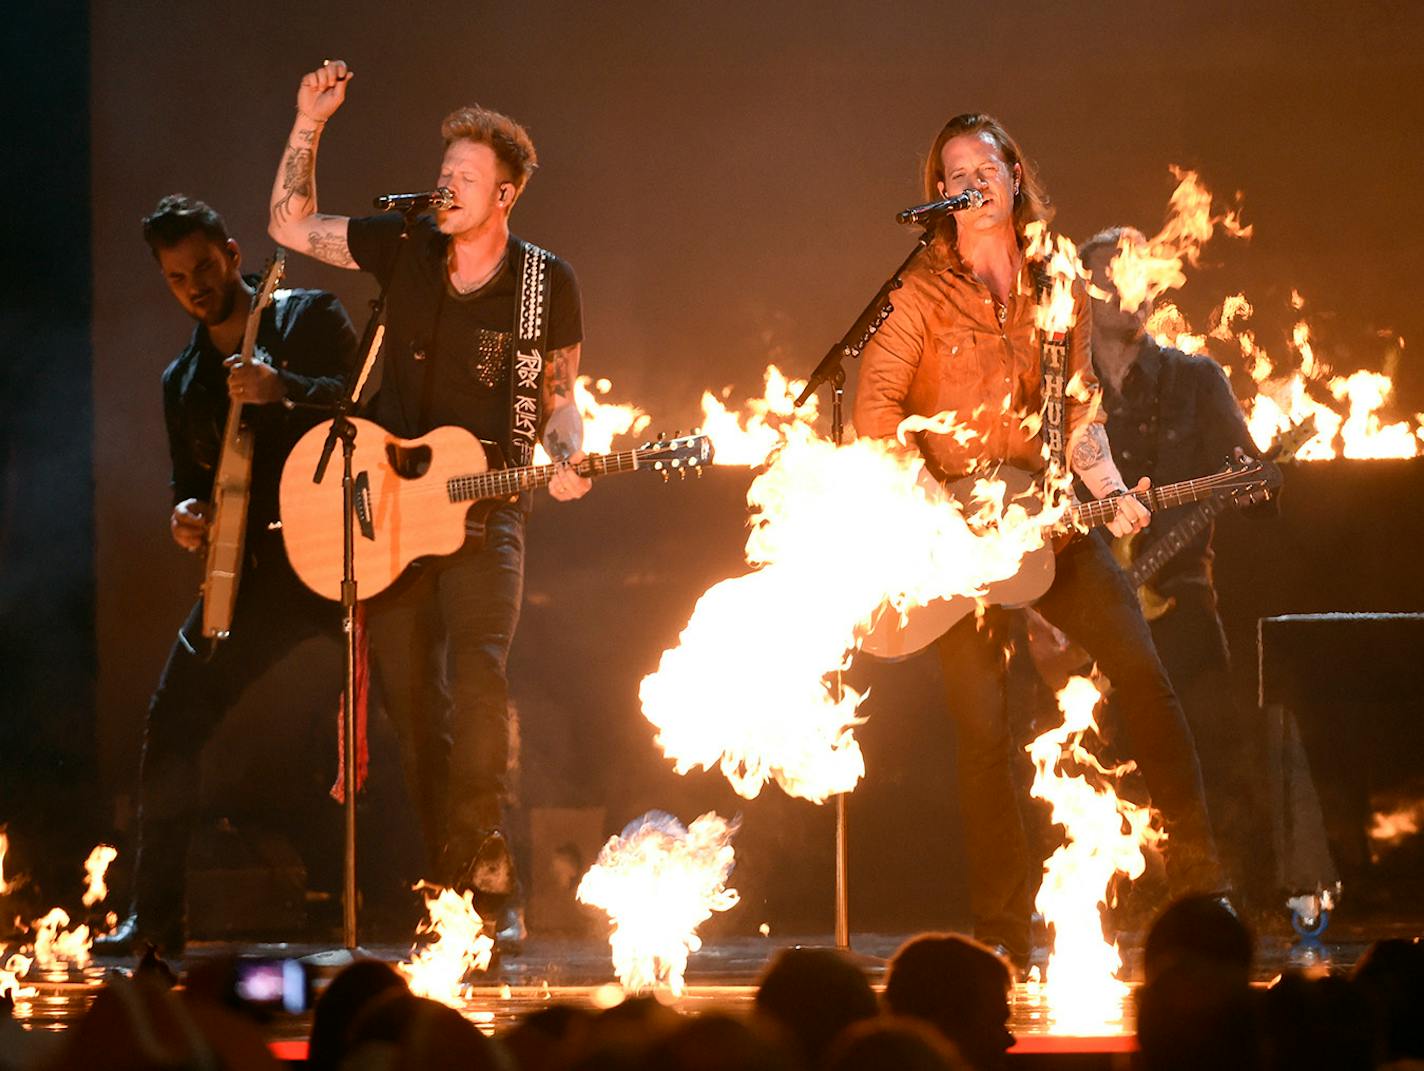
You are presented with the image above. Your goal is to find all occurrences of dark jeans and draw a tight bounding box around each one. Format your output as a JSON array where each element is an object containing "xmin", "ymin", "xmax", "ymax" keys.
[
  {"xmin": 1146, "ymin": 587, "xmax": 1255, "ymax": 892},
  {"xmin": 364, "ymin": 504, "xmax": 525, "ymax": 878},
  {"xmin": 936, "ymin": 533, "xmax": 1222, "ymax": 957},
  {"xmin": 134, "ymin": 532, "xmax": 337, "ymax": 931}
]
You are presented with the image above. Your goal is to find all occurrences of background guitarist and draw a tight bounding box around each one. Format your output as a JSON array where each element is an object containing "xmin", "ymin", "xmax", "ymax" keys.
[
  {"xmin": 268, "ymin": 59, "xmax": 591, "ymax": 948},
  {"xmin": 1078, "ymin": 225, "xmax": 1279, "ymax": 905},
  {"xmin": 852, "ymin": 114, "xmax": 1225, "ymax": 970},
  {"xmin": 98, "ymin": 195, "xmax": 357, "ymax": 955}
]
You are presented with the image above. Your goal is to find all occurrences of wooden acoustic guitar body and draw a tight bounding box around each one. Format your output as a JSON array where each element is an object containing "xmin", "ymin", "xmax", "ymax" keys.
[
  {"xmin": 858, "ymin": 466, "xmax": 1059, "ymax": 661},
  {"xmin": 280, "ymin": 417, "xmax": 492, "ymax": 601}
]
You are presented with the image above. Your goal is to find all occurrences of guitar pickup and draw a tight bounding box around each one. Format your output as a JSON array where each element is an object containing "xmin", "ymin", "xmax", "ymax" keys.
[{"xmin": 353, "ymin": 471, "xmax": 375, "ymax": 541}]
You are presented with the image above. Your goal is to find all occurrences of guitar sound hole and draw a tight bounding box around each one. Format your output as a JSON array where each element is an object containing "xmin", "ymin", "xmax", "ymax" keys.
[{"xmin": 387, "ymin": 442, "xmax": 432, "ymax": 478}]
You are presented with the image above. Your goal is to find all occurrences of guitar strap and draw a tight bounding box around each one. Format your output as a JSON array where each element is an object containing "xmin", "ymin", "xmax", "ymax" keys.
[
  {"xmin": 1034, "ymin": 265, "xmax": 1069, "ymax": 481},
  {"xmin": 509, "ymin": 238, "xmax": 552, "ymax": 467}
]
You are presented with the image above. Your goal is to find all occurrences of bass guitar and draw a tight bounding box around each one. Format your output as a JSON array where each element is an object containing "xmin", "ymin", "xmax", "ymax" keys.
[
  {"xmin": 201, "ymin": 251, "xmax": 286, "ymax": 639},
  {"xmin": 1111, "ymin": 417, "xmax": 1312, "ymax": 621},
  {"xmin": 279, "ymin": 420, "xmax": 713, "ymax": 601},
  {"xmin": 859, "ymin": 454, "xmax": 1277, "ymax": 660}
]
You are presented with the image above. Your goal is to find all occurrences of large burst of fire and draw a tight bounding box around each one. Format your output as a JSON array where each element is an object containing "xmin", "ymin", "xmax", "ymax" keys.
[
  {"xmin": 397, "ymin": 882, "xmax": 495, "ymax": 1008},
  {"xmin": 575, "ymin": 811, "xmax": 739, "ymax": 997},
  {"xmin": 639, "ymin": 428, "xmax": 1065, "ymax": 801},
  {"xmin": 1027, "ymin": 676, "xmax": 1159, "ymax": 1032}
]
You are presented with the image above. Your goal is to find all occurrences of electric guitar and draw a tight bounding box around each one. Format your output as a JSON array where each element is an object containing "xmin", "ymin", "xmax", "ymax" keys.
[
  {"xmin": 201, "ymin": 251, "xmax": 286, "ymax": 639},
  {"xmin": 1111, "ymin": 416, "xmax": 1312, "ymax": 621},
  {"xmin": 279, "ymin": 420, "xmax": 713, "ymax": 601},
  {"xmin": 859, "ymin": 454, "xmax": 1278, "ymax": 660}
]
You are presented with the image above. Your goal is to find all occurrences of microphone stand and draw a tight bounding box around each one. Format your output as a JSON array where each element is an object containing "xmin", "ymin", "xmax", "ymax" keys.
[
  {"xmin": 794, "ymin": 222, "xmax": 937, "ymax": 955},
  {"xmin": 303, "ymin": 205, "xmax": 422, "ymax": 954}
]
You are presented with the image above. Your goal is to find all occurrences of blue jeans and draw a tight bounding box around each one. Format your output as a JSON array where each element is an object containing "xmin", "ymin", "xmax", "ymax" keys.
[
  {"xmin": 937, "ymin": 533, "xmax": 1222, "ymax": 957},
  {"xmin": 364, "ymin": 504, "xmax": 525, "ymax": 878}
]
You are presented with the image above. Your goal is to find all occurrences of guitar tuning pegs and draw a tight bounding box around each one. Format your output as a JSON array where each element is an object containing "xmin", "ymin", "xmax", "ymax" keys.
[
  {"xmin": 661, "ymin": 470, "xmax": 670, "ymax": 483},
  {"xmin": 678, "ymin": 468, "xmax": 687, "ymax": 480}
]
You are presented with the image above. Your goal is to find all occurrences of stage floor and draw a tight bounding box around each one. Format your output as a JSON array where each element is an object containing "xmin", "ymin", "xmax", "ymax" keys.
[{"xmin": 8, "ymin": 917, "xmax": 1420, "ymax": 1063}]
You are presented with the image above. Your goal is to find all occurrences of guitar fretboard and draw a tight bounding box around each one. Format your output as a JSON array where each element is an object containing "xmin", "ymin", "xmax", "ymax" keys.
[
  {"xmin": 445, "ymin": 449, "xmax": 647, "ymax": 504},
  {"xmin": 1071, "ymin": 469, "xmax": 1254, "ymax": 530}
]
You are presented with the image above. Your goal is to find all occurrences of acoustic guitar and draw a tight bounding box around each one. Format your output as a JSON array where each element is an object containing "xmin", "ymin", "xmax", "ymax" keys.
[
  {"xmin": 201, "ymin": 251, "xmax": 286, "ymax": 639},
  {"xmin": 279, "ymin": 420, "xmax": 713, "ymax": 601}
]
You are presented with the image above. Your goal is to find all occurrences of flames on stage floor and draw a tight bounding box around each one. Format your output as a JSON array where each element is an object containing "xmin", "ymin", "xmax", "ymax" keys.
[
  {"xmin": 575, "ymin": 811, "xmax": 740, "ymax": 997},
  {"xmin": 1, "ymin": 835, "xmax": 118, "ymax": 1006},
  {"xmin": 398, "ymin": 883, "xmax": 495, "ymax": 1008},
  {"xmin": 1027, "ymin": 676, "xmax": 1160, "ymax": 1033}
]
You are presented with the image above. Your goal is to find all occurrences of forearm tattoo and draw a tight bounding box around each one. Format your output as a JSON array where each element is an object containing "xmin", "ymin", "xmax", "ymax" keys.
[
  {"xmin": 1070, "ymin": 424, "xmax": 1108, "ymax": 470},
  {"xmin": 272, "ymin": 145, "xmax": 315, "ymax": 224},
  {"xmin": 307, "ymin": 228, "xmax": 356, "ymax": 268},
  {"xmin": 542, "ymin": 343, "xmax": 580, "ymax": 408}
]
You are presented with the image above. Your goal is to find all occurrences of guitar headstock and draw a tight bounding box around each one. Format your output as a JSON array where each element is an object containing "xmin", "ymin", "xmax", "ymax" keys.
[
  {"xmin": 1216, "ymin": 449, "xmax": 1279, "ymax": 506},
  {"xmin": 251, "ymin": 249, "xmax": 287, "ymax": 315},
  {"xmin": 1268, "ymin": 413, "xmax": 1317, "ymax": 464},
  {"xmin": 639, "ymin": 431, "xmax": 715, "ymax": 481}
]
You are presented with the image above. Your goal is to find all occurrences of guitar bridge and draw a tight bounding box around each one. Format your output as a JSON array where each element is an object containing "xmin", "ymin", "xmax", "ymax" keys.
[{"xmin": 353, "ymin": 471, "xmax": 375, "ymax": 540}]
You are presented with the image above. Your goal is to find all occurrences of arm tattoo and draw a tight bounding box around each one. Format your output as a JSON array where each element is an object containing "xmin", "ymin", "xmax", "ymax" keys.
[
  {"xmin": 542, "ymin": 343, "xmax": 580, "ymax": 408},
  {"xmin": 272, "ymin": 147, "xmax": 314, "ymax": 224},
  {"xmin": 1070, "ymin": 424, "xmax": 1108, "ymax": 470},
  {"xmin": 307, "ymin": 229, "xmax": 356, "ymax": 269}
]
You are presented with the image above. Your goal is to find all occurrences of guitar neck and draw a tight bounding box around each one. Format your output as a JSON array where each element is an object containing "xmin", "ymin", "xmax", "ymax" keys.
[
  {"xmin": 1070, "ymin": 471, "xmax": 1245, "ymax": 531},
  {"xmin": 1124, "ymin": 495, "xmax": 1228, "ymax": 587},
  {"xmin": 446, "ymin": 448, "xmax": 647, "ymax": 503}
]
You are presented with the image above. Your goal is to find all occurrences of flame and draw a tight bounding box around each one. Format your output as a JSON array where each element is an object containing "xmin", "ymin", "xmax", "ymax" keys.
[
  {"xmin": 640, "ymin": 429, "xmax": 1064, "ymax": 802},
  {"xmin": 1, "ymin": 950, "xmax": 36, "ymax": 1003},
  {"xmin": 81, "ymin": 844, "xmax": 118, "ymax": 908},
  {"xmin": 31, "ymin": 908, "xmax": 92, "ymax": 971},
  {"xmin": 575, "ymin": 811, "xmax": 740, "ymax": 997},
  {"xmin": 1104, "ymin": 167, "xmax": 1251, "ymax": 316},
  {"xmin": 397, "ymin": 883, "xmax": 494, "ymax": 1008},
  {"xmin": 1368, "ymin": 799, "xmax": 1424, "ymax": 862},
  {"xmin": 699, "ymin": 365, "xmax": 823, "ymax": 467},
  {"xmin": 1024, "ymin": 222, "xmax": 1082, "ymax": 337},
  {"xmin": 1028, "ymin": 676, "xmax": 1159, "ymax": 1032},
  {"xmin": 1179, "ymin": 292, "xmax": 1421, "ymax": 460},
  {"xmin": 532, "ymin": 375, "xmax": 653, "ymax": 464}
]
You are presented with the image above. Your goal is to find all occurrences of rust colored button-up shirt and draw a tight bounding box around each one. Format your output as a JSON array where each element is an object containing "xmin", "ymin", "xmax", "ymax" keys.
[{"xmin": 852, "ymin": 234, "xmax": 1104, "ymax": 479}]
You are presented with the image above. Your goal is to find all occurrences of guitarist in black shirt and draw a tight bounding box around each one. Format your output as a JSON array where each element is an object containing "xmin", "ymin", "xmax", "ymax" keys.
[
  {"xmin": 97, "ymin": 196, "xmax": 357, "ymax": 956},
  {"xmin": 1079, "ymin": 225, "xmax": 1279, "ymax": 901}
]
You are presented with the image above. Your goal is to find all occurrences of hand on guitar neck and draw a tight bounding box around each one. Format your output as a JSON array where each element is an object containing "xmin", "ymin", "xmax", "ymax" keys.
[{"xmin": 224, "ymin": 349, "xmax": 286, "ymax": 405}]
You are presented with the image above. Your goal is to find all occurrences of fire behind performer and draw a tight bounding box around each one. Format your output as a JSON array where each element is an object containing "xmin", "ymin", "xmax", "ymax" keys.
[
  {"xmin": 852, "ymin": 114, "xmax": 1225, "ymax": 969},
  {"xmin": 267, "ymin": 59, "xmax": 590, "ymax": 947},
  {"xmin": 98, "ymin": 196, "xmax": 357, "ymax": 956}
]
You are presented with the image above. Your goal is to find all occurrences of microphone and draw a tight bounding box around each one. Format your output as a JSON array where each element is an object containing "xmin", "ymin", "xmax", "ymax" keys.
[
  {"xmin": 896, "ymin": 188, "xmax": 984, "ymax": 226},
  {"xmin": 373, "ymin": 187, "xmax": 455, "ymax": 213}
]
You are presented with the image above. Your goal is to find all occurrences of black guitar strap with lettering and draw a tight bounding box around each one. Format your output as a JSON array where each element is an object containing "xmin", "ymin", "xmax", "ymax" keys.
[
  {"xmin": 1032, "ymin": 265, "xmax": 1070, "ymax": 481},
  {"xmin": 508, "ymin": 238, "xmax": 552, "ymax": 467}
]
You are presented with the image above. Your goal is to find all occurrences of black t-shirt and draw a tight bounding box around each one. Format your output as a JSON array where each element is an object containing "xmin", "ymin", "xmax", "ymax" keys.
[{"xmin": 347, "ymin": 213, "xmax": 581, "ymax": 457}]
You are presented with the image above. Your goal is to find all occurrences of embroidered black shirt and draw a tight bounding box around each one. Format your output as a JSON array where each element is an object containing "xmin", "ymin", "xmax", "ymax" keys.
[
  {"xmin": 346, "ymin": 214, "xmax": 582, "ymax": 459},
  {"xmin": 1101, "ymin": 337, "xmax": 1269, "ymax": 597}
]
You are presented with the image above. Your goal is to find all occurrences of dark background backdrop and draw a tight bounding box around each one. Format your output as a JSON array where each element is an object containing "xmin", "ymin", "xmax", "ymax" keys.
[{"xmin": 3, "ymin": 1, "xmax": 1422, "ymax": 934}]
